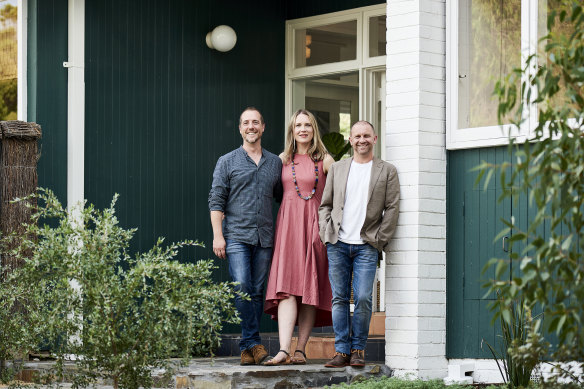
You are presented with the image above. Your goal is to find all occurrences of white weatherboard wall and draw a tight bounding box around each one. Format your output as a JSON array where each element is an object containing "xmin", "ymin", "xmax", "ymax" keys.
[{"xmin": 384, "ymin": 0, "xmax": 447, "ymax": 379}]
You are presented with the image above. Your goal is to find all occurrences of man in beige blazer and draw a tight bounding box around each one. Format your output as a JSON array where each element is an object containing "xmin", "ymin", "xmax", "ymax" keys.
[{"xmin": 318, "ymin": 121, "xmax": 400, "ymax": 368}]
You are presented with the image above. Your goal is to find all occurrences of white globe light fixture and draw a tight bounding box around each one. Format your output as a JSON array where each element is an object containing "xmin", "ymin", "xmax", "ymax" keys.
[{"xmin": 206, "ymin": 25, "xmax": 237, "ymax": 52}]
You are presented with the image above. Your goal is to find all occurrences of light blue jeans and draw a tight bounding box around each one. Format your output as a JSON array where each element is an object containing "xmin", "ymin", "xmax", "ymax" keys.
[
  {"xmin": 226, "ymin": 239, "xmax": 272, "ymax": 351},
  {"xmin": 327, "ymin": 241, "xmax": 378, "ymax": 355}
]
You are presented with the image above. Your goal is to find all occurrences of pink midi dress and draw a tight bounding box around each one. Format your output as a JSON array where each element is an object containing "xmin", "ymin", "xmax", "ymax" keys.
[{"xmin": 264, "ymin": 153, "xmax": 333, "ymax": 327}]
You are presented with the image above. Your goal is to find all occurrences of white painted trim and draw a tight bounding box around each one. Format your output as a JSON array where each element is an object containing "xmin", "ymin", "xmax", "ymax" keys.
[
  {"xmin": 67, "ymin": 0, "xmax": 85, "ymax": 211},
  {"xmin": 285, "ymin": 4, "xmax": 387, "ymax": 122},
  {"xmin": 17, "ymin": 0, "xmax": 27, "ymax": 121}
]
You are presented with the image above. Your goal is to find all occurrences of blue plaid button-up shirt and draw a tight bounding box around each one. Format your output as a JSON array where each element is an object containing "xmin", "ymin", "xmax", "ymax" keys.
[{"xmin": 208, "ymin": 147, "xmax": 283, "ymax": 248}]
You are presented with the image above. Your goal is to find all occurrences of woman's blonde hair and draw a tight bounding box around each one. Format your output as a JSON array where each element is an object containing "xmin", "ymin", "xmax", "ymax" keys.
[{"xmin": 280, "ymin": 109, "xmax": 328, "ymax": 164}]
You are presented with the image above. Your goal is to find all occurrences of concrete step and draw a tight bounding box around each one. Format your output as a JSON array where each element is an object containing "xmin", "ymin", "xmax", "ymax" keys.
[
  {"xmin": 169, "ymin": 357, "xmax": 393, "ymax": 389},
  {"xmin": 217, "ymin": 333, "xmax": 385, "ymax": 363}
]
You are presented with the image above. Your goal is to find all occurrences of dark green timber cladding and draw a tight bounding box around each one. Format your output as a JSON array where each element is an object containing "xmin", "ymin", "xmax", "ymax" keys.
[
  {"xmin": 28, "ymin": 0, "xmax": 68, "ymax": 204},
  {"xmin": 447, "ymin": 146, "xmax": 563, "ymax": 358},
  {"xmin": 84, "ymin": 0, "xmax": 286, "ymax": 333}
]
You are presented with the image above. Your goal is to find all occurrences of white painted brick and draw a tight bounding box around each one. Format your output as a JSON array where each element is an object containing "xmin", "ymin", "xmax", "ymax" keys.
[
  {"xmin": 387, "ymin": 357, "xmax": 419, "ymax": 371},
  {"xmin": 420, "ymin": 77, "xmax": 445, "ymax": 93},
  {"xmin": 385, "ymin": 250, "xmax": 416, "ymax": 265},
  {"xmin": 420, "ymin": 1, "xmax": 445, "ymax": 16},
  {"xmin": 419, "ymin": 185, "xmax": 445, "ymax": 200},
  {"xmin": 386, "ymin": 118, "xmax": 421, "ymax": 134},
  {"xmin": 392, "ymin": 223, "xmax": 420, "ymax": 238},
  {"xmin": 417, "ymin": 250, "xmax": 445, "ymax": 264},
  {"xmin": 420, "ymin": 38, "xmax": 445, "ymax": 54},
  {"xmin": 418, "ymin": 330, "xmax": 444, "ymax": 343},
  {"xmin": 388, "ymin": 13, "xmax": 421, "ymax": 28},
  {"xmin": 419, "ymin": 145, "xmax": 446, "ymax": 159},
  {"xmin": 388, "ymin": 78, "xmax": 421, "ymax": 93},
  {"xmin": 420, "ymin": 11, "xmax": 445, "ymax": 28},
  {"xmin": 388, "ymin": 2, "xmax": 419, "ymax": 16},
  {"xmin": 387, "ymin": 89, "xmax": 419, "ymax": 105},
  {"xmin": 419, "ymin": 277, "xmax": 446, "ymax": 291},
  {"xmin": 418, "ymin": 225, "xmax": 445, "ymax": 238},
  {"xmin": 391, "ymin": 237, "xmax": 419, "ymax": 251},
  {"xmin": 386, "ymin": 144, "xmax": 420, "ymax": 159},
  {"xmin": 387, "ymin": 132, "xmax": 420, "ymax": 146},
  {"xmin": 418, "ymin": 356, "xmax": 448, "ymax": 371},
  {"xmin": 419, "ymin": 65, "xmax": 445, "ymax": 81},
  {"xmin": 388, "ymin": 316, "xmax": 419, "ymax": 331},
  {"xmin": 386, "ymin": 264, "xmax": 419, "ymax": 278},
  {"xmin": 388, "ymin": 37, "xmax": 421, "ymax": 54},
  {"xmin": 420, "ymin": 369, "xmax": 448, "ymax": 380},
  {"xmin": 419, "ymin": 159, "xmax": 445, "ymax": 173},
  {"xmin": 387, "ymin": 342, "xmax": 420, "ymax": 357},
  {"xmin": 419, "ymin": 238, "xmax": 446, "ymax": 252},
  {"xmin": 387, "ymin": 290, "xmax": 419, "ymax": 304},
  {"xmin": 419, "ymin": 264, "xmax": 446, "ymax": 278},
  {"xmin": 418, "ymin": 303, "xmax": 446, "ymax": 317},
  {"xmin": 388, "ymin": 329, "xmax": 419, "ymax": 343},
  {"xmin": 388, "ymin": 303, "xmax": 419, "ymax": 317},
  {"xmin": 420, "ymin": 51, "xmax": 445, "ymax": 67},
  {"xmin": 388, "ymin": 25, "xmax": 419, "ymax": 42},
  {"xmin": 389, "ymin": 278, "xmax": 420, "ymax": 291},
  {"xmin": 387, "ymin": 68, "xmax": 419, "ymax": 83},
  {"xmin": 420, "ymin": 25, "xmax": 445, "ymax": 41},
  {"xmin": 387, "ymin": 51, "xmax": 420, "ymax": 68},
  {"xmin": 394, "ymin": 211, "xmax": 419, "ymax": 226},
  {"xmin": 419, "ymin": 132, "xmax": 445, "ymax": 146},
  {"xmin": 418, "ymin": 199, "xmax": 445, "ymax": 212},
  {"xmin": 420, "ymin": 106, "xmax": 446, "ymax": 122},
  {"xmin": 418, "ymin": 317, "xmax": 446, "ymax": 330},
  {"xmin": 419, "ymin": 290, "xmax": 446, "ymax": 303},
  {"xmin": 419, "ymin": 343, "xmax": 446, "ymax": 357},
  {"xmin": 388, "ymin": 106, "xmax": 420, "ymax": 120}
]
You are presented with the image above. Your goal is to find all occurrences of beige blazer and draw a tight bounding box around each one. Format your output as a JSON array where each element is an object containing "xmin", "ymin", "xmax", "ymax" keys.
[{"xmin": 318, "ymin": 156, "xmax": 400, "ymax": 253}]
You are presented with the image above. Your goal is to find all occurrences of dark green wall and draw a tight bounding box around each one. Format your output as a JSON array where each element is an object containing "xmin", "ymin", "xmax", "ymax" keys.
[{"xmin": 28, "ymin": 0, "xmax": 68, "ymax": 204}]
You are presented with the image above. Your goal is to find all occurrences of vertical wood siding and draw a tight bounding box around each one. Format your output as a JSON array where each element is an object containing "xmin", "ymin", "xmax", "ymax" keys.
[{"xmin": 28, "ymin": 0, "xmax": 68, "ymax": 204}]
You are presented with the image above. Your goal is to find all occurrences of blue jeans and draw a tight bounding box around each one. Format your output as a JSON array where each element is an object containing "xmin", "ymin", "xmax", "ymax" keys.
[
  {"xmin": 327, "ymin": 241, "xmax": 378, "ymax": 355},
  {"xmin": 226, "ymin": 239, "xmax": 272, "ymax": 351}
]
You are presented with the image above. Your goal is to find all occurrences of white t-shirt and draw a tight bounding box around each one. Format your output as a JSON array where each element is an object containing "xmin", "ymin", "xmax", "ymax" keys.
[{"xmin": 338, "ymin": 160, "xmax": 373, "ymax": 244}]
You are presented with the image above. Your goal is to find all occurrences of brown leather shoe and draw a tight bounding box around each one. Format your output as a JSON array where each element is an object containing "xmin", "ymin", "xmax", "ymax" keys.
[
  {"xmin": 240, "ymin": 349, "xmax": 255, "ymax": 365},
  {"xmin": 324, "ymin": 352, "xmax": 350, "ymax": 368},
  {"xmin": 250, "ymin": 344, "xmax": 269, "ymax": 365},
  {"xmin": 350, "ymin": 349, "xmax": 365, "ymax": 367}
]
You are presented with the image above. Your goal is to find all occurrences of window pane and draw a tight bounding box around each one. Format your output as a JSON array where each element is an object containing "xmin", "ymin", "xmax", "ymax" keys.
[
  {"xmin": 294, "ymin": 20, "xmax": 357, "ymax": 68},
  {"xmin": 458, "ymin": 0, "xmax": 521, "ymax": 129},
  {"xmin": 369, "ymin": 15, "xmax": 386, "ymax": 57},
  {"xmin": 291, "ymin": 72, "xmax": 359, "ymax": 139},
  {"xmin": 0, "ymin": 0, "xmax": 18, "ymax": 120}
]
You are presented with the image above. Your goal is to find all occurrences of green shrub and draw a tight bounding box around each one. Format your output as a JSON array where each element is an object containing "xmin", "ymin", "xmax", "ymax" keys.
[{"xmin": 0, "ymin": 189, "xmax": 241, "ymax": 389}]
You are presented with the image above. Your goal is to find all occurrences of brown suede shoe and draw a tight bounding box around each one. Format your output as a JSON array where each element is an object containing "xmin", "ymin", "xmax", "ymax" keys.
[
  {"xmin": 350, "ymin": 349, "xmax": 365, "ymax": 367},
  {"xmin": 324, "ymin": 352, "xmax": 350, "ymax": 368},
  {"xmin": 240, "ymin": 349, "xmax": 255, "ymax": 365},
  {"xmin": 250, "ymin": 344, "xmax": 269, "ymax": 365}
]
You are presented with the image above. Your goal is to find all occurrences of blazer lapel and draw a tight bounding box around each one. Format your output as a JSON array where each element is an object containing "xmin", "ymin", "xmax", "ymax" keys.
[
  {"xmin": 337, "ymin": 158, "xmax": 353, "ymax": 205},
  {"xmin": 367, "ymin": 157, "xmax": 383, "ymax": 203}
]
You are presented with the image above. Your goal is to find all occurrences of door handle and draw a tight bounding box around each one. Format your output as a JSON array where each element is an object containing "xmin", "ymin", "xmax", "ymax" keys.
[{"xmin": 503, "ymin": 236, "xmax": 509, "ymax": 253}]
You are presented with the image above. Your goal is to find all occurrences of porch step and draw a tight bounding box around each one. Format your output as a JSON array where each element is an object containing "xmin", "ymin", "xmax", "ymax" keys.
[
  {"xmin": 217, "ymin": 333, "xmax": 385, "ymax": 363},
  {"xmin": 170, "ymin": 357, "xmax": 392, "ymax": 389}
]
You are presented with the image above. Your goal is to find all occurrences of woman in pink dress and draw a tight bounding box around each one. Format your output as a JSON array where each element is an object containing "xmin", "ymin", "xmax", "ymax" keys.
[{"xmin": 263, "ymin": 109, "xmax": 335, "ymax": 365}]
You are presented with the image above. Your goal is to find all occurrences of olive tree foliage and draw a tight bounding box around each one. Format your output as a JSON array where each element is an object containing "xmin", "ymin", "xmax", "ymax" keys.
[
  {"xmin": 0, "ymin": 189, "xmax": 241, "ymax": 389},
  {"xmin": 478, "ymin": 1, "xmax": 584, "ymax": 385}
]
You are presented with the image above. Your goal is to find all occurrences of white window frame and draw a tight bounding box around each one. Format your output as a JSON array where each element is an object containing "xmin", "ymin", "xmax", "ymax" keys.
[
  {"xmin": 17, "ymin": 0, "xmax": 28, "ymax": 121},
  {"xmin": 285, "ymin": 4, "xmax": 387, "ymax": 127},
  {"xmin": 446, "ymin": 0, "xmax": 539, "ymax": 150}
]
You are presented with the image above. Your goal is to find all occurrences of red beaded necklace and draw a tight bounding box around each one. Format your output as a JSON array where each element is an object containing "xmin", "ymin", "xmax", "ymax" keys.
[{"xmin": 291, "ymin": 154, "xmax": 319, "ymax": 201}]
